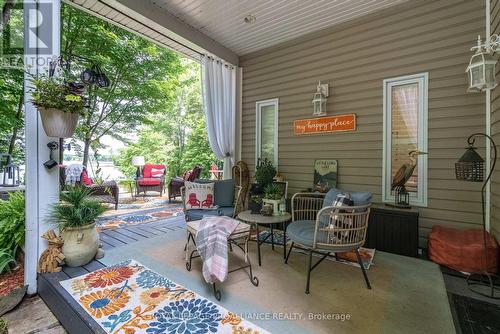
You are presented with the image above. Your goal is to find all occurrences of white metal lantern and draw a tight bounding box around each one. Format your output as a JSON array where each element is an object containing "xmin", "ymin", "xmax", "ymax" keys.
[
  {"xmin": 466, "ymin": 35, "xmax": 499, "ymax": 92},
  {"xmin": 466, "ymin": 50, "xmax": 498, "ymax": 92},
  {"xmin": 312, "ymin": 81, "xmax": 328, "ymax": 116}
]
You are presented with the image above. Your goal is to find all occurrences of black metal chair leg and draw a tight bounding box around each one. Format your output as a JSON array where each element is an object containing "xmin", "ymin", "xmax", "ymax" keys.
[
  {"xmin": 285, "ymin": 242, "xmax": 294, "ymax": 264},
  {"xmin": 256, "ymin": 224, "xmax": 262, "ymax": 266},
  {"xmin": 355, "ymin": 249, "xmax": 371, "ymax": 289},
  {"xmin": 305, "ymin": 249, "xmax": 313, "ymax": 294},
  {"xmin": 282, "ymin": 221, "xmax": 287, "ymax": 260},
  {"xmin": 213, "ymin": 283, "xmax": 221, "ymax": 301},
  {"xmin": 271, "ymin": 224, "xmax": 275, "ymax": 251}
]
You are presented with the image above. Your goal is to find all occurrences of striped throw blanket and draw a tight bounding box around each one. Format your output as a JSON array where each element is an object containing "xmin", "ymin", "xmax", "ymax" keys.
[{"xmin": 195, "ymin": 216, "xmax": 239, "ymax": 283}]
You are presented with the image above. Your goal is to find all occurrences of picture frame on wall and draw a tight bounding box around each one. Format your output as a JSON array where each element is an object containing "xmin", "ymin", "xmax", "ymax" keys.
[{"xmin": 313, "ymin": 160, "xmax": 338, "ymax": 193}]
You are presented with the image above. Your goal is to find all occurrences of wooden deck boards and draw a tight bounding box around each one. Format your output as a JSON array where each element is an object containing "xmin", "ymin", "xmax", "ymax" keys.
[{"xmin": 38, "ymin": 215, "xmax": 185, "ymax": 333}]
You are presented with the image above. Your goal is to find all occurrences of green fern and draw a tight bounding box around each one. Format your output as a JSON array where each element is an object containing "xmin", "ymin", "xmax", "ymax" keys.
[
  {"xmin": 49, "ymin": 186, "xmax": 106, "ymax": 230},
  {"xmin": 0, "ymin": 249, "xmax": 17, "ymax": 274},
  {"xmin": 0, "ymin": 192, "xmax": 25, "ymax": 254}
]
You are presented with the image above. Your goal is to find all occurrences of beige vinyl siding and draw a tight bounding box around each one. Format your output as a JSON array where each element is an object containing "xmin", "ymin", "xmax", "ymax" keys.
[
  {"xmin": 491, "ymin": 0, "xmax": 500, "ymax": 242},
  {"xmin": 240, "ymin": 0, "xmax": 486, "ymax": 248}
]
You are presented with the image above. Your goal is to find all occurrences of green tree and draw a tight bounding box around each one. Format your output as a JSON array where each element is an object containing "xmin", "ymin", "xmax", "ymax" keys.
[
  {"xmin": 113, "ymin": 61, "xmax": 218, "ymax": 179},
  {"xmin": 61, "ymin": 4, "xmax": 183, "ymax": 167},
  {"xmin": 0, "ymin": 0, "xmax": 23, "ymax": 161}
]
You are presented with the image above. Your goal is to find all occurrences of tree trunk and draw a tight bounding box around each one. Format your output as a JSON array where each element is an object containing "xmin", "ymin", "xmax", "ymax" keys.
[
  {"xmin": 7, "ymin": 92, "xmax": 23, "ymax": 156},
  {"xmin": 0, "ymin": 1, "xmax": 16, "ymax": 35},
  {"xmin": 82, "ymin": 139, "xmax": 91, "ymax": 168}
]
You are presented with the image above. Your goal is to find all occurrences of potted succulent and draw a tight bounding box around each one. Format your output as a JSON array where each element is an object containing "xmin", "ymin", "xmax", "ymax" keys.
[
  {"xmin": 49, "ymin": 186, "xmax": 105, "ymax": 267},
  {"xmin": 262, "ymin": 183, "xmax": 284, "ymax": 215},
  {"xmin": 31, "ymin": 75, "xmax": 85, "ymax": 138}
]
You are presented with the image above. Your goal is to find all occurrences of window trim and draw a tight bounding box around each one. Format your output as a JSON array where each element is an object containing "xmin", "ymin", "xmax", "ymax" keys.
[
  {"xmin": 255, "ymin": 98, "xmax": 279, "ymax": 168},
  {"xmin": 382, "ymin": 73, "xmax": 428, "ymax": 207}
]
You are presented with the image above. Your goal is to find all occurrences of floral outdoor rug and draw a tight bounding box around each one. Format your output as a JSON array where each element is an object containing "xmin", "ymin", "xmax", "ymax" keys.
[
  {"xmin": 97, "ymin": 205, "xmax": 183, "ymax": 231},
  {"xmin": 258, "ymin": 230, "xmax": 375, "ymax": 270},
  {"xmin": 60, "ymin": 260, "xmax": 269, "ymax": 334},
  {"xmin": 117, "ymin": 196, "xmax": 174, "ymax": 211}
]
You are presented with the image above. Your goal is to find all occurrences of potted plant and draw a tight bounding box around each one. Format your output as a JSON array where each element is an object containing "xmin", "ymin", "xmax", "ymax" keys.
[
  {"xmin": 251, "ymin": 158, "xmax": 277, "ymax": 196},
  {"xmin": 49, "ymin": 186, "xmax": 105, "ymax": 267},
  {"xmin": 31, "ymin": 75, "xmax": 85, "ymax": 138},
  {"xmin": 262, "ymin": 183, "xmax": 284, "ymax": 215}
]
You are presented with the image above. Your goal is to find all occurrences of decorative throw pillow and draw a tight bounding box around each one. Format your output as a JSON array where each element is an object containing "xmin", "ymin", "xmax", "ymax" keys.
[
  {"xmin": 329, "ymin": 193, "xmax": 354, "ymax": 238},
  {"xmin": 151, "ymin": 168, "xmax": 165, "ymax": 178},
  {"xmin": 184, "ymin": 181, "xmax": 215, "ymax": 210},
  {"xmin": 81, "ymin": 169, "xmax": 93, "ymax": 186}
]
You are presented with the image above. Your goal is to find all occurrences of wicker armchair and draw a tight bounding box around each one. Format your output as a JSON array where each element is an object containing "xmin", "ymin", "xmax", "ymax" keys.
[
  {"xmin": 286, "ymin": 192, "xmax": 371, "ymax": 294},
  {"xmin": 168, "ymin": 166, "xmax": 202, "ymax": 202},
  {"xmin": 135, "ymin": 164, "xmax": 166, "ymax": 197},
  {"xmin": 60, "ymin": 166, "xmax": 119, "ymax": 210}
]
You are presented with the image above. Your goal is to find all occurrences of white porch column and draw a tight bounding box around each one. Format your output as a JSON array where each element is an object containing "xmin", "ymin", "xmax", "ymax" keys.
[{"xmin": 24, "ymin": 0, "xmax": 61, "ymax": 295}]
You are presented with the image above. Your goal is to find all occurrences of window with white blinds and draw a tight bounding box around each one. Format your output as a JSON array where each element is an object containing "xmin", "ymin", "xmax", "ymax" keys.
[
  {"xmin": 383, "ymin": 73, "xmax": 428, "ymax": 207},
  {"xmin": 256, "ymin": 99, "xmax": 279, "ymax": 167}
]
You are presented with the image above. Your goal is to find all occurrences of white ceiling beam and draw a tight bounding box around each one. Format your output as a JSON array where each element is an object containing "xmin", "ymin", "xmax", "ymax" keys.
[{"xmin": 105, "ymin": 0, "xmax": 239, "ymax": 65}]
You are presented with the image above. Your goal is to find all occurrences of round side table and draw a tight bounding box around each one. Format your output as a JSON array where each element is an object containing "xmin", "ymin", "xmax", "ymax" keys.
[{"xmin": 237, "ymin": 210, "xmax": 291, "ymax": 266}]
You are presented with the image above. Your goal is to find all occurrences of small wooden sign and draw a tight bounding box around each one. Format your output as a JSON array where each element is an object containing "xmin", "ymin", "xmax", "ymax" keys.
[{"xmin": 293, "ymin": 114, "xmax": 356, "ymax": 135}]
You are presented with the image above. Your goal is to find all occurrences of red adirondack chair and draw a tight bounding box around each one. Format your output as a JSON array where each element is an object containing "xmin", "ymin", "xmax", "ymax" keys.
[
  {"xmin": 202, "ymin": 194, "xmax": 214, "ymax": 208},
  {"xmin": 187, "ymin": 193, "xmax": 200, "ymax": 208}
]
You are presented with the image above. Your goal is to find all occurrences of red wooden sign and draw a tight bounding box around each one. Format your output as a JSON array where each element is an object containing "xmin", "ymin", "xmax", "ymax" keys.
[{"xmin": 293, "ymin": 114, "xmax": 356, "ymax": 135}]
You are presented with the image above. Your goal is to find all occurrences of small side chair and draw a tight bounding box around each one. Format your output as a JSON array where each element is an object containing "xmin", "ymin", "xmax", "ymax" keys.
[{"xmin": 286, "ymin": 192, "xmax": 371, "ymax": 294}]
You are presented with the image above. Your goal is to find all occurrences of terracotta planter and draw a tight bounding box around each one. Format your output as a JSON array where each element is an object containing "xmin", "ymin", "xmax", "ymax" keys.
[
  {"xmin": 61, "ymin": 222, "xmax": 99, "ymax": 267},
  {"xmin": 38, "ymin": 107, "xmax": 79, "ymax": 138}
]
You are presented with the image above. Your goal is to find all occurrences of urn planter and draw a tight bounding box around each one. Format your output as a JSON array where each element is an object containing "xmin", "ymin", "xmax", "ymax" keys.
[
  {"xmin": 39, "ymin": 107, "xmax": 79, "ymax": 138},
  {"xmin": 263, "ymin": 199, "xmax": 282, "ymax": 216},
  {"xmin": 61, "ymin": 222, "xmax": 99, "ymax": 267}
]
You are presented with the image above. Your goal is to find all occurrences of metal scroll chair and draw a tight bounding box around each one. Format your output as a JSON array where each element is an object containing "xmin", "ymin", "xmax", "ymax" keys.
[
  {"xmin": 184, "ymin": 219, "xmax": 258, "ymax": 301},
  {"xmin": 286, "ymin": 193, "xmax": 371, "ymax": 294}
]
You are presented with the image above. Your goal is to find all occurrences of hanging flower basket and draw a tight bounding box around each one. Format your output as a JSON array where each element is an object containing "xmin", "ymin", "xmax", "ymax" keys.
[
  {"xmin": 31, "ymin": 75, "xmax": 85, "ymax": 139},
  {"xmin": 39, "ymin": 108, "xmax": 80, "ymax": 138}
]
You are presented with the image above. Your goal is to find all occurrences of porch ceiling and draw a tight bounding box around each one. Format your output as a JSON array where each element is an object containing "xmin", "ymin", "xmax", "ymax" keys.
[
  {"xmin": 65, "ymin": 0, "xmax": 409, "ymax": 64},
  {"xmin": 151, "ymin": 0, "xmax": 410, "ymax": 55}
]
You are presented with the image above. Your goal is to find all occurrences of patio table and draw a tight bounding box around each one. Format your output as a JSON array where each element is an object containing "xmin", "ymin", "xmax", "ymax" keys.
[{"xmin": 237, "ymin": 210, "xmax": 291, "ymax": 266}]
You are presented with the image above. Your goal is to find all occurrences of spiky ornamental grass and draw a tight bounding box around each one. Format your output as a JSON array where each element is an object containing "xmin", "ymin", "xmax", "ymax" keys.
[{"xmin": 49, "ymin": 186, "xmax": 106, "ymax": 230}]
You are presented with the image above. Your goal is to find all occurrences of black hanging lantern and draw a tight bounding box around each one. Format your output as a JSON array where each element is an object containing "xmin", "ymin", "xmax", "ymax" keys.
[
  {"xmin": 80, "ymin": 65, "xmax": 96, "ymax": 84},
  {"xmin": 94, "ymin": 65, "xmax": 111, "ymax": 88},
  {"xmin": 454, "ymin": 133, "xmax": 499, "ymax": 299},
  {"xmin": 455, "ymin": 140, "xmax": 485, "ymax": 182},
  {"xmin": 1, "ymin": 155, "xmax": 19, "ymax": 187}
]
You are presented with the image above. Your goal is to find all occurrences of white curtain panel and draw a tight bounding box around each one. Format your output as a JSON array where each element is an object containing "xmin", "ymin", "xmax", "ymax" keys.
[{"xmin": 201, "ymin": 56, "xmax": 236, "ymax": 179}]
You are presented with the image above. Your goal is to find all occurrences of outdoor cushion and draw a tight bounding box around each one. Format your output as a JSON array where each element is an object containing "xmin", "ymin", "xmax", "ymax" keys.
[
  {"xmin": 138, "ymin": 178, "xmax": 162, "ymax": 186},
  {"xmin": 151, "ymin": 167, "xmax": 165, "ymax": 178},
  {"xmin": 143, "ymin": 164, "xmax": 166, "ymax": 178},
  {"xmin": 81, "ymin": 169, "xmax": 93, "ymax": 185},
  {"xmin": 195, "ymin": 179, "xmax": 235, "ymax": 207},
  {"xmin": 184, "ymin": 181, "xmax": 215, "ymax": 210},
  {"xmin": 287, "ymin": 220, "xmax": 355, "ymax": 252},
  {"xmin": 323, "ymin": 188, "xmax": 372, "ymax": 207},
  {"xmin": 428, "ymin": 225, "xmax": 498, "ymax": 273},
  {"xmin": 186, "ymin": 207, "xmax": 235, "ymax": 221}
]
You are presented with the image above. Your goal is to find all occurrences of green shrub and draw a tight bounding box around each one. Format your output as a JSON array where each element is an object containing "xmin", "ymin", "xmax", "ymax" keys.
[
  {"xmin": 0, "ymin": 318, "xmax": 7, "ymax": 334},
  {"xmin": 0, "ymin": 192, "xmax": 25, "ymax": 254},
  {"xmin": 254, "ymin": 158, "xmax": 276, "ymax": 187},
  {"xmin": 49, "ymin": 186, "xmax": 106, "ymax": 230}
]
